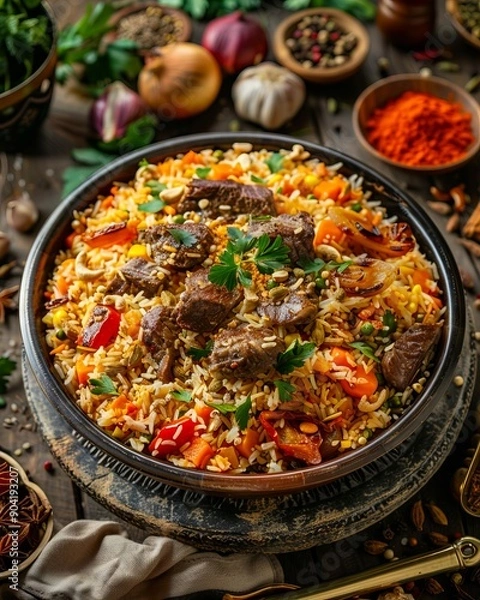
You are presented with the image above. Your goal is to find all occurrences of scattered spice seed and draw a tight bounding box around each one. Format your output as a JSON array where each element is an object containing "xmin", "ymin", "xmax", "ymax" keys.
[
  {"xmin": 446, "ymin": 213, "xmax": 461, "ymax": 233},
  {"xmin": 116, "ymin": 6, "xmax": 186, "ymax": 50},
  {"xmin": 411, "ymin": 499, "xmax": 425, "ymax": 531},
  {"xmin": 428, "ymin": 531, "xmax": 449, "ymax": 546},
  {"xmin": 454, "ymin": 375, "xmax": 465, "ymax": 387},
  {"xmin": 425, "ymin": 577, "xmax": 445, "ymax": 594},
  {"xmin": 458, "ymin": 238, "xmax": 480, "ymax": 257},
  {"xmin": 430, "ymin": 185, "xmax": 451, "ymax": 202},
  {"xmin": 383, "ymin": 548, "xmax": 395, "ymax": 560},
  {"xmin": 436, "ymin": 61, "xmax": 461, "ymax": 72},
  {"xmin": 43, "ymin": 460, "xmax": 54, "ymax": 473},
  {"xmin": 364, "ymin": 539, "xmax": 389, "ymax": 555},
  {"xmin": 450, "ymin": 185, "xmax": 467, "ymax": 213},
  {"xmin": 465, "ymin": 74, "xmax": 480, "ymax": 93},
  {"xmin": 326, "ymin": 97, "xmax": 339, "ymax": 114},
  {"xmin": 13, "ymin": 448, "xmax": 22, "ymax": 456},
  {"xmin": 377, "ymin": 56, "xmax": 390, "ymax": 77},
  {"xmin": 427, "ymin": 201, "xmax": 452, "ymax": 215},
  {"xmin": 425, "ymin": 503, "xmax": 449, "ymax": 526}
]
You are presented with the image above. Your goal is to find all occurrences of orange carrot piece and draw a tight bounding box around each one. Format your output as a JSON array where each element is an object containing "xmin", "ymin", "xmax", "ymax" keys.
[
  {"xmin": 76, "ymin": 357, "xmax": 94, "ymax": 386},
  {"xmin": 237, "ymin": 428, "xmax": 260, "ymax": 459},
  {"xmin": 331, "ymin": 346, "xmax": 354, "ymax": 368},
  {"xmin": 182, "ymin": 437, "xmax": 215, "ymax": 469},
  {"xmin": 340, "ymin": 365, "xmax": 378, "ymax": 398},
  {"xmin": 210, "ymin": 163, "xmax": 242, "ymax": 180},
  {"xmin": 56, "ymin": 275, "xmax": 70, "ymax": 296},
  {"xmin": 195, "ymin": 404, "xmax": 213, "ymax": 424},
  {"xmin": 218, "ymin": 446, "xmax": 240, "ymax": 469},
  {"xmin": 412, "ymin": 268, "xmax": 433, "ymax": 293},
  {"xmin": 49, "ymin": 343, "xmax": 67, "ymax": 355},
  {"xmin": 314, "ymin": 218, "xmax": 345, "ymax": 246},
  {"xmin": 182, "ymin": 150, "xmax": 205, "ymax": 165},
  {"xmin": 313, "ymin": 178, "xmax": 344, "ymax": 201}
]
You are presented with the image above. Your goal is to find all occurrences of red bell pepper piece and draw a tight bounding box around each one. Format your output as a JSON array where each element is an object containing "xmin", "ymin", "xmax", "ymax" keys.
[
  {"xmin": 148, "ymin": 417, "xmax": 196, "ymax": 458},
  {"xmin": 83, "ymin": 222, "xmax": 137, "ymax": 249},
  {"xmin": 82, "ymin": 305, "xmax": 121, "ymax": 349},
  {"xmin": 259, "ymin": 411, "xmax": 322, "ymax": 465}
]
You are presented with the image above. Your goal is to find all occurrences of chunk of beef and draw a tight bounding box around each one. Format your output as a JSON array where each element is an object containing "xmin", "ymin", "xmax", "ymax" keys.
[
  {"xmin": 248, "ymin": 212, "xmax": 315, "ymax": 264},
  {"xmin": 106, "ymin": 258, "xmax": 163, "ymax": 298},
  {"xmin": 209, "ymin": 325, "xmax": 285, "ymax": 378},
  {"xmin": 177, "ymin": 179, "xmax": 276, "ymax": 219},
  {"xmin": 381, "ymin": 323, "xmax": 442, "ymax": 391},
  {"xmin": 175, "ymin": 269, "xmax": 243, "ymax": 333},
  {"xmin": 257, "ymin": 291, "xmax": 317, "ymax": 326},
  {"xmin": 141, "ymin": 306, "xmax": 179, "ymax": 382},
  {"xmin": 143, "ymin": 222, "xmax": 214, "ymax": 270}
]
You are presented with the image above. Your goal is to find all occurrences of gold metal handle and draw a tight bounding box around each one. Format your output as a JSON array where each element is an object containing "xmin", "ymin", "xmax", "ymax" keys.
[{"xmin": 224, "ymin": 537, "xmax": 480, "ymax": 600}]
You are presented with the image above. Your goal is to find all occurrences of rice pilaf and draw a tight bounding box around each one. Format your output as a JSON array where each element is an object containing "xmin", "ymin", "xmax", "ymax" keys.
[{"xmin": 43, "ymin": 142, "xmax": 445, "ymax": 475}]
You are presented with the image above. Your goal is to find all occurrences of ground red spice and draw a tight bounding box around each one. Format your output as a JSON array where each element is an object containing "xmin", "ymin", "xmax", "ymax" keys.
[{"xmin": 366, "ymin": 90, "xmax": 474, "ymax": 166}]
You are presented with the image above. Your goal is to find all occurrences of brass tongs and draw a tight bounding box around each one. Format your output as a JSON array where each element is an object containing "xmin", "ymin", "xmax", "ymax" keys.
[{"xmin": 223, "ymin": 536, "xmax": 480, "ymax": 600}]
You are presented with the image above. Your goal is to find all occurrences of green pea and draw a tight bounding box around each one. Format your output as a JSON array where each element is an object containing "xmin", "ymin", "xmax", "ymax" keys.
[
  {"xmin": 350, "ymin": 202, "xmax": 362, "ymax": 212},
  {"xmin": 173, "ymin": 215, "xmax": 186, "ymax": 224},
  {"xmin": 315, "ymin": 277, "xmax": 327, "ymax": 289},
  {"xmin": 213, "ymin": 149, "xmax": 224, "ymax": 159},
  {"xmin": 360, "ymin": 322, "xmax": 374, "ymax": 335},
  {"xmin": 390, "ymin": 396, "xmax": 403, "ymax": 408},
  {"xmin": 56, "ymin": 329, "xmax": 67, "ymax": 340},
  {"xmin": 266, "ymin": 280, "xmax": 278, "ymax": 290},
  {"xmin": 363, "ymin": 427, "xmax": 373, "ymax": 439}
]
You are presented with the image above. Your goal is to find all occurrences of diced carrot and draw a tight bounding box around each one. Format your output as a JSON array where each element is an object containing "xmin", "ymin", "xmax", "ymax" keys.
[
  {"xmin": 210, "ymin": 163, "xmax": 243, "ymax": 180},
  {"xmin": 280, "ymin": 180, "xmax": 295, "ymax": 196},
  {"xmin": 195, "ymin": 404, "xmax": 213, "ymax": 424},
  {"xmin": 182, "ymin": 150, "xmax": 205, "ymax": 165},
  {"xmin": 340, "ymin": 365, "xmax": 378, "ymax": 398},
  {"xmin": 313, "ymin": 177, "xmax": 344, "ymax": 201},
  {"xmin": 101, "ymin": 195, "xmax": 115, "ymax": 210},
  {"xmin": 218, "ymin": 446, "xmax": 240, "ymax": 469},
  {"xmin": 237, "ymin": 428, "xmax": 260, "ymax": 459},
  {"xmin": 331, "ymin": 346, "xmax": 355, "ymax": 368},
  {"xmin": 412, "ymin": 268, "xmax": 433, "ymax": 294},
  {"xmin": 56, "ymin": 275, "xmax": 70, "ymax": 296},
  {"xmin": 76, "ymin": 357, "xmax": 94, "ymax": 386},
  {"xmin": 84, "ymin": 222, "xmax": 137, "ymax": 249},
  {"xmin": 159, "ymin": 159, "xmax": 174, "ymax": 174},
  {"xmin": 314, "ymin": 218, "xmax": 345, "ymax": 246},
  {"xmin": 110, "ymin": 186, "xmax": 118, "ymax": 195},
  {"xmin": 110, "ymin": 394, "xmax": 129, "ymax": 409},
  {"xmin": 65, "ymin": 232, "xmax": 77, "ymax": 249},
  {"xmin": 430, "ymin": 295, "xmax": 443, "ymax": 309},
  {"xmin": 182, "ymin": 437, "xmax": 215, "ymax": 469},
  {"xmin": 49, "ymin": 343, "xmax": 67, "ymax": 355},
  {"xmin": 163, "ymin": 205, "xmax": 176, "ymax": 216}
]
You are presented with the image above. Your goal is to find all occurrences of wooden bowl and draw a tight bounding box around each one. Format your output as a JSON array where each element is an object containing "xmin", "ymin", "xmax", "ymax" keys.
[
  {"xmin": 446, "ymin": 0, "xmax": 480, "ymax": 51},
  {"xmin": 273, "ymin": 8, "xmax": 369, "ymax": 84},
  {"xmin": 352, "ymin": 74, "xmax": 480, "ymax": 174}
]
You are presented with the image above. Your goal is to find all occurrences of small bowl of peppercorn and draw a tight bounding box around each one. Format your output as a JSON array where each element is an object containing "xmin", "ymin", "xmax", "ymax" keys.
[
  {"xmin": 446, "ymin": 0, "xmax": 480, "ymax": 51},
  {"xmin": 273, "ymin": 8, "xmax": 370, "ymax": 84},
  {"xmin": 352, "ymin": 73, "xmax": 480, "ymax": 174}
]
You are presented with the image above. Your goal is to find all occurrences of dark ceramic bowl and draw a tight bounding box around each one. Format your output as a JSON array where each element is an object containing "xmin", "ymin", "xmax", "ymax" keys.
[
  {"xmin": 0, "ymin": 1, "xmax": 57, "ymax": 149},
  {"xmin": 20, "ymin": 133, "xmax": 466, "ymax": 497}
]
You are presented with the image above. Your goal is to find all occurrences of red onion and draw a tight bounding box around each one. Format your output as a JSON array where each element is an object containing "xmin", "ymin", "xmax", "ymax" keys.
[
  {"xmin": 90, "ymin": 81, "xmax": 147, "ymax": 143},
  {"xmin": 201, "ymin": 11, "xmax": 268, "ymax": 74}
]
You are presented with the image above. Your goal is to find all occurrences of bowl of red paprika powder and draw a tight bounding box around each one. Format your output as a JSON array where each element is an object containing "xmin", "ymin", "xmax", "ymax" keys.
[{"xmin": 352, "ymin": 74, "xmax": 480, "ymax": 174}]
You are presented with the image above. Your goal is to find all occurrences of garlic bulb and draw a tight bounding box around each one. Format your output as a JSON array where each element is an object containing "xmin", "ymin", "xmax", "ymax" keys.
[
  {"xmin": 232, "ymin": 62, "xmax": 306, "ymax": 130},
  {"xmin": 6, "ymin": 190, "xmax": 39, "ymax": 233}
]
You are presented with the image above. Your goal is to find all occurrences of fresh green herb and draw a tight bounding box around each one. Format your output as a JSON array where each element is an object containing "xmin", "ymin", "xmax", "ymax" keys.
[
  {"xmin": 97, "ymin": 114, "xmax": 158, "ymax": 153},
  {"xmin": 205, "ymin": 400, "xmax": 237, "ymax": 415},
  {"xmin": 349, "ymin": 341, "xmax": 380, "ymax": 363},
  {"xmin": 274, "ymin": 379, "xmax": 296, "ymax": 402},
  {"xmin": 235, "ymin": 396, "xmax": 252, "ymax": 430},
  {"xmin": 169, "ymin": 228, "xmax": 198, "ymax": 247},
  {"xmin": 208, "ymin": 229, "xmax": 290, "ymax": 291},
  {"xmin": 0, "ymin": 357, "xmax": 16, "ymax": 394},
  {"xmin": 160, "ymin": 0, "xmax": 261, "ymax": 20},
  {"xmin": 382, "ymin": 310, "xmax": 397, "ymax": 334},
  {"xmin": 71, "ymin": 147, "xmax": 113, "ymax": 166},
  {"xmin": 90, "ymin": 374, "xmax": 118, "ymax": 396},
  {"xmin": 265, "ymin": 152, "xmax": 284, "ymax": 173},
  {"xmin": 171, "ymin": 389, "xmax": 192, "ymax": 402},
  {"xmin": 0, "ymin": 0, "xmax": 52, "ymax": 93},
  {"xmin": 138, "ymin": 199, "xmax": 166, "ymax": 213},
  {"xmin": 146, "ymin": 180, "xmax": 167, "ymax": 195},
  {"xmin": 282, "ymin": 0, "xmax": 376, "ymax": 21},
  {"xmin": 187, "ymin": 340, "xmax": 213, "ymax": 360},
  {"xmin": 275, "ymin": 340, "xmax": 316, "ymax": 375},
  {"xmin": 195, "ymin": 167, "xmax": 211, "ymax": 179},
  {"xmin": 56, "ymin": 3, "xmax": 142, "ymax": 94},
  {"xmin": 138, "ymin": 158, "xmax": 150, "ymax": 168},
  {"xmin": 298, "ymin": 256, "xmax": 352, "ymax": 276},
  {"xmin": 251, "ymin": 174, "xmax": 266, "ymax": 184}
]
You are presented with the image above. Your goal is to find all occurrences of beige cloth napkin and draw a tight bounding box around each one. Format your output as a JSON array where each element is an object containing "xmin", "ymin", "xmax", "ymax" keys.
[{"xmin": 18, "ymin": 520, "xmax": 283, "ymax": 600}]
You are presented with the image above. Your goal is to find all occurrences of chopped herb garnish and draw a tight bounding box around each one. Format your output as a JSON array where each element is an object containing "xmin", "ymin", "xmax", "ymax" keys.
[
  {"xmin": 275, "ymin": 340, "xmax": 316, "ymax": 375},
  {"xmin": 250, "ymin": 174, "xmax": 266, "ymax": 184},
  {"xmin": 0, "ymin": 357, "xmax": 16, "ymax": 394},
  {"xmin": 298, "ymin": 256, "xmax": 352, "ymax": 276},
  {"xmin": 138, "ymin": 198, "xmax": 166, "ymax": 213},
  {"xmin": 90, "ymin": 374, "xmax": 118, "ymax": 396},
  {"xmin": 187, "ymin": 340, "xmax": 213, "ymax": 360},
  {"xmin": 171, "ymin": 389, "xmax": 192, "ymax": 402},
  {"xmin": 138, "ymin": 158, "xmax": 149, "ymax": 167},
  {"xmin": 169, "ymin": 228, "xmax": 198, "ymax": 247},
  {"xmin": 146, "ymin": 180, "xmax": 167, "ymax": 196},
  {"xmin": 235, "ymin": 396, "xmax": 252, "ymax": 430},
  {"xmin": 265, "ymin": 152, "xmax": 284, "ymax": 173},
  {"xmin": 274, "ymin": 379, "xmax": 296, "ymax": 402},
  {"xmin": 208, "ymin": 228, "xmax": 290, "ymax": 291},
  {"xmin": 205, "ymin": 400, "xmax": 237, "ymax": 415},
  {"xmin": 195, "ymin": 167, "xmax": 211, "ymax": 179},
  {"xmin": 382, "ymin": 310, "xmax": 397, "ymax": 334},
  {"xmin": 349, "ymin": 341, "xmax": 380, "ymax": 363}
]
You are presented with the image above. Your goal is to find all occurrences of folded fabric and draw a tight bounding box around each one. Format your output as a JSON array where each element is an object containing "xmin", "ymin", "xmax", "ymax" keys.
[{"xmin": 19, "ymin": 520, "xmax": 284, "ymax": 600}]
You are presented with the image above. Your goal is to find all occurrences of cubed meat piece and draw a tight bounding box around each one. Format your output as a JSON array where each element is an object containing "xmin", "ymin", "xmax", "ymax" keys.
[
  {"xmin": 175, "ymin": 268, "xmax": 243, "ymax": 333},
  {"xmin": 381, "ymin": 323, "xmax": 442, "ymax": 391},
  {"xmin": 177, "ymin": 179, "xmax": 276, "ymax": 219},
  {"xmin": 143, "ymin": 222, "xmax": 214, "ymax": 270},
  {"xmin": 247, "ymin": 212, "xmax": 315, "ymax": 264},
  {"xmin": 209, "ymin": 325, "xmax": 285, "ymax": 379},
  {"xmin": 106, "ymin": 258, "xmax": 164, "ymax": 298},
  {"xmin": 141, "ymin": 306, "xmax": 179, "ymax": 382},
  {"xmin": 257, "ymin": 291, "xmax": 317, "ymax": 326}
]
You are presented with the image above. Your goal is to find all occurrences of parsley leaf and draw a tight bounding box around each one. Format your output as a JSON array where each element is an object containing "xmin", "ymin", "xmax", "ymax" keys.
[
  {"xmin": 265, "ymin": 152, "xmax": 284, "ymax": 173},
  {"xmin": 138, "ymin": 158, "xmax": 150, "ymax": 167},
  {"xmin": 209, "ymin": 249, "xmax": 242, "ymax": 291},
  {"xmin": 298, "ymin": 256, "xmax": 352, "ymax": 276},
  {"xmin": 227, "ymin": 227, "xmax": 257, "ymax": 254},
  {"xmin": 254, "ymin": 234, "xmax": 291, "ymax": 274},
  {"xmin": 170, "ymin": 389, "xmax": 192, "ymax": 402},
  {"xmin": 0, "ymin": 357, "xmax": 16, "ymax": 394},
  {"xmin": 235, "ymin": 396, "xmax": 252, "ymax": 430},
  {"xmin": 205, "ymin": 400, "xmax": 237, "ymax": 415},
  {"xmin": 187, "ymin": 340, "xmax": 213, "ymax": 360},
  {"xmin": 195, "ymin": 167, "xmax": 211, "ymax": 179},
  {"xmin": 90, "ymin": 374, "xmax": 118, "ymax": 396},
  {"xmin": 349, "ymin": 341, "xmax": 380, "ymax": 363},
  {"xmin": 146, "ymin": 180, "xmax": 167, "ymax": 196},
  {"xmin": 169, "ymin": 228, "xmax": 198, "ymax": 247},
  {"xmin": 276, "ymin": 340, "xmax": 316, "ymax": 375},
  {"xmin": 138, "ymin": 199, "xmax": 166, "ymax": 213},
  {"xmin": 274, "ymin": 379, "xmax": 296, "ymax": 402},
  {"xmin": 250, "ymin": 174, "xmax": 266, "ymax": 184}
]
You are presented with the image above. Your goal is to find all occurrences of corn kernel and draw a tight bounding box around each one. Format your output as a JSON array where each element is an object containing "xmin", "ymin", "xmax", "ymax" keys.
[
  {"xmin": 127, "ymin": 244, "xmax": 148, "ymax": 259},
  {"xmin": 52, "ymin": 308, "xmax": 68, "ymax": 328},
  {"xmin": 268, "ymin": 173, "xmax": 283, "ymax": 185},
  {"xmin": 304, "ymin": 174, "xmax": 319, "ymax": 189},
  {"xmin": 340, "ymin": 440, "xmax": 351, "ymax": 449}
]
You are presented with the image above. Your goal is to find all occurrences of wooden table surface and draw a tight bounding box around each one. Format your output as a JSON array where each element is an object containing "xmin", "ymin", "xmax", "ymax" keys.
[{"xmin": 2, "ymin": 1, "xmax": 480, "ymax": 598}]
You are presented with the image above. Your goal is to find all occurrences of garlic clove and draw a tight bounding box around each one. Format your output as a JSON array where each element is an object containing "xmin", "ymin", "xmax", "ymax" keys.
[
  {"xmin": 6, "ymin": 191, "xmax": 40, "ymax": 233},
  {"xmin": 0, "ymin": 232, "xmax": 10, "ymax": 260}
]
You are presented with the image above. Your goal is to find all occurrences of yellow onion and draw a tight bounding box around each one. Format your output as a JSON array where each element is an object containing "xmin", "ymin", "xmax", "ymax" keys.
[
  {"xmin": 138, "ymin": 43, "xmax": 222, "ymax": 119},
  {"xmin": 201, "ymin": 11, "xmax": 268, "ymax": 74},
  {"xmin": 337, "ymin": 257, "xmax": 396, "ymax": 297}
]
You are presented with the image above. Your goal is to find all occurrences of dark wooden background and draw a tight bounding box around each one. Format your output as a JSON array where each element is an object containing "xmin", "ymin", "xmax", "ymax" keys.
[{"xmin": 1, "ymin": 0, "xmax": 480, "ymax": 597}]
